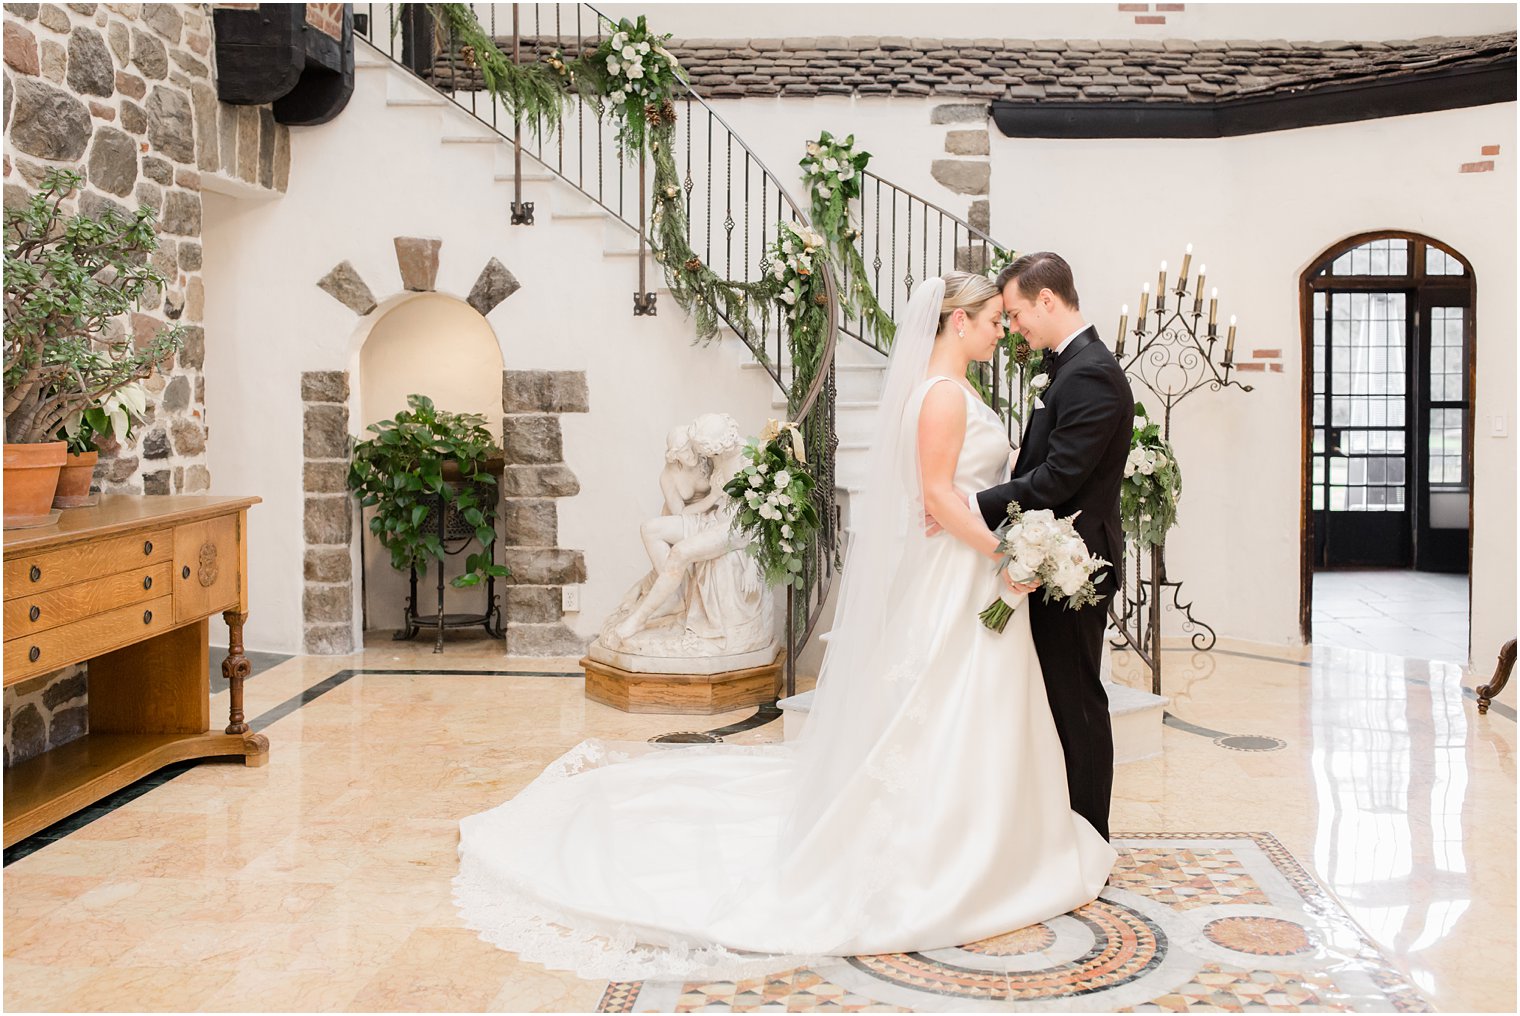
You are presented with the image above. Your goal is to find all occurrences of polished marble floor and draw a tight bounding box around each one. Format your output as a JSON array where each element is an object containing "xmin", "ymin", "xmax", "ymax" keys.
[
  {"xmin": 3, "ymin": 635, "xmax": 1514, "ymax": 1012},
  {"xmin": 1312, "ymin": 570, "xmax": 1470, "ymax": 665}
]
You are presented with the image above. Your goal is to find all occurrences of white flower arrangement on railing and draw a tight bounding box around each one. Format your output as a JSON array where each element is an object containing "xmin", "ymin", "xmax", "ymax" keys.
[
  {"xmin": 800, "ymin": 131, "xmax": 894, "ymax": 346},
  {"xmin": 591, "ymin": 16, "xmax": 683, "ymax": 152},
  {"xmin": 761, "ymin": 220, "xmax": 831, "ymax": 410},
  {"xmin": 723, "ymin": 420, "xmax": 821, "ymax": 590}
]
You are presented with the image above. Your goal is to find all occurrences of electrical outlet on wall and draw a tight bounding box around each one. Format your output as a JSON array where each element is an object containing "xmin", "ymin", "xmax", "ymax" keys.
[{"xmin": 562, "ymin": 586, "xmax": 581, "ymax": 612}]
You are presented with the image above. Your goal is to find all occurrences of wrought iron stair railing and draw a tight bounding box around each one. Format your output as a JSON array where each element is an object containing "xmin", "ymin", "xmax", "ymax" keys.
[{"xmin": 353, "ymin": 4, "xmax": 837, "ymax": 695}]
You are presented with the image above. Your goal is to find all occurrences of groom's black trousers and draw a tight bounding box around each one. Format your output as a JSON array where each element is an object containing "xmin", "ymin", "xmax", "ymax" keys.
[{"xmin": 1028, "ymin": 591, "xmax": 1114, "ymax": 841}]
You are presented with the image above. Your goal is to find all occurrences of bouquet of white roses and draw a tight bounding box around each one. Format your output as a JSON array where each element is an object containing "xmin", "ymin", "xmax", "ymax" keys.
[{"xmin": 978, "ymin": 501, "xmax": 1108, "ymax": 632}]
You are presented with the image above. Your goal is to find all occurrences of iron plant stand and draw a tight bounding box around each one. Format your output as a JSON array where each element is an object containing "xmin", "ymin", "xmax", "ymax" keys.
[{"xmin": 395, "ymin": 485, "xmax": 505, "ymax": 653}]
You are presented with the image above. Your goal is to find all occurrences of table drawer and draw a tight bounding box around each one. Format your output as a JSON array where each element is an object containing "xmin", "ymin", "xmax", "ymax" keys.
[
  {"xmin": 4, "ymin": 530, "xmax": 173, "ymax": 599},
  {"xmin": 4, "ymin": 594, "xmax": 175, "ymax": 686},
  {"xmin": 3, "ymin": 563, "xmax": 173, "ymax": 639},
  {"xmin": 173, "ymin": 515, "xmax": 241, "ymax": 623}
]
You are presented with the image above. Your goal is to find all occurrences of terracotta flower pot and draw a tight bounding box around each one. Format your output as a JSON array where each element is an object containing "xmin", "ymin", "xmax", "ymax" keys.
[
  {"xmin": 3, "ymin": 441, "xmax": 67, "ymax": 529},
  {"xmin": 52, "ymin": 449, "xmax": 100, "ymax": 509}
]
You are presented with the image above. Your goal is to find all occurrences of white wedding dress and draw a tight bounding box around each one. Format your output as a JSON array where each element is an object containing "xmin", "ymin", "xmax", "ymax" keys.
[{"xmin": 454, "ymin": 282, "xmax": 1116, "ymax": 981}]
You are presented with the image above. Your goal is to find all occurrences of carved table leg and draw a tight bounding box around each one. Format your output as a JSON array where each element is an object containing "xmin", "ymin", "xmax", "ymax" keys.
[
  {"xmin": 1477, "ymin": 638, "xmax": 1517, "ymax": 715},
  {"xmin": 223, "ymin": 609, "xmax": 252, "ymax": 735}
]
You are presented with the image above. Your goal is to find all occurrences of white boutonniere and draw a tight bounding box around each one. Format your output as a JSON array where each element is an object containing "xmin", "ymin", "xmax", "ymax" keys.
[{"xmin": 1028, "ymin": 372, "xmax": 1050, "ymax": 413}]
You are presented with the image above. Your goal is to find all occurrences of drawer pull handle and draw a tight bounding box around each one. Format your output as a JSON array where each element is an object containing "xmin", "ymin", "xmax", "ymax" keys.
[
  {"xmin": 182, "ymin": 565, "xmax": 191, "ymax": 580},
  {"xmin": 143, "ymin": 609, "xmax": 153, "ymax": 624},
  {"xmin": 28, "ymin": 646, "xmax": 39, "ymax": 663},
  {"xmin": 28, "ymin": 605, "xmax": 40, "ymax": 622},
  {"xmin": 143, "ymin": 575, "xmax": 153, "ymax": 590},
  {"xmin": 144, "ymin": 540, "xmax": 154, "ymax": 555},
  {"xmin": 29, "ymin": 565, "xmax": 41, "ymax": 582}
]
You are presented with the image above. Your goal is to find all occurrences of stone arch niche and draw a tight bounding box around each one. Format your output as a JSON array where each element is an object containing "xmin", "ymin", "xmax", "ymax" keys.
[
  {"xmin": 356, "ymin": 291, "xmax": 505, "ymax": 637},
  {"xmin": 303, "ymin": 238, "xmax": 586, "ymax": 656}
]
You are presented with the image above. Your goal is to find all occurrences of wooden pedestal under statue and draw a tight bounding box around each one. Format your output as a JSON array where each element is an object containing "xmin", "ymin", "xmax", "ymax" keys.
[{"xmin": 582, "ymin": 651, "xmax": 783, "ymax": 715}]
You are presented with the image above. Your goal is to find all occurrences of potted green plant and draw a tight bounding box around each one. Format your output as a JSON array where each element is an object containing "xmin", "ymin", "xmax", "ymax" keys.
[
  {"xmin": 3, "ymin": 169, "xmax": 182, "ymax": 526},
  {"xmin": 53, "ymin": 377, "xmax": 150, "ymax": 508},
  {"xmin": 348, "ymin": 394, "xmax": 510, "ymax": 589}
]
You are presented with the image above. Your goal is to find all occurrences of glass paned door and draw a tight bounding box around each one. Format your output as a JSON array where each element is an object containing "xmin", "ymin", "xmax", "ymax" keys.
[
  {"xmin": 1311, "ymin": 290, "xmax": 1412, "ymax": 567},
  {"xmin": 1416, "ymin": 301, "xmax": 1472, "ymax": 572}
]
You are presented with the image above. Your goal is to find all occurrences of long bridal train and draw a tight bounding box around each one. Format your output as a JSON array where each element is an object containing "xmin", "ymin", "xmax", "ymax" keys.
[{"xmin": 454, "ymin": 379, "xmax": 1114, "ymax": 980}]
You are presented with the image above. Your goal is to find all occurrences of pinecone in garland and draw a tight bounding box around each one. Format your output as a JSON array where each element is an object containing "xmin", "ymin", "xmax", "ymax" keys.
[
  {"xmin": 460, "ymin": 44, "xmax": 478, "ymax": 68},
  {"xmin": 684, "ymin": 256, "xmax": 703, "ymax": 273},
  {"xmin": 644, "ymin": 100, "xmax": 677, "ymax": 129},
  {"xmin": 1012, "ymin": 337, "xmax": 1034, "ymax": 365}
]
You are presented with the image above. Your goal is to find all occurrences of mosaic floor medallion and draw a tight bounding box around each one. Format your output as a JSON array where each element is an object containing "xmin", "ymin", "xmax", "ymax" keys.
[{"xmin": 598, "ymin": 833, "xmax": 1430, "ymax": 1013}]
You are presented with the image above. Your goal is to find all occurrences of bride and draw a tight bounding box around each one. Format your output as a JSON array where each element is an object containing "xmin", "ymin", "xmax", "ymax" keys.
[{"xmin": 454, "ymin": 272, "xmax": 1116, "ymax": 979}]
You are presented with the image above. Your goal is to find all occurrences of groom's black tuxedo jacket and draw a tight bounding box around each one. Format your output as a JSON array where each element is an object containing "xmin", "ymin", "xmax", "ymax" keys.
[{"xmin": 975, "ymin": 326, "xmax": 1133, "ymax": 596}]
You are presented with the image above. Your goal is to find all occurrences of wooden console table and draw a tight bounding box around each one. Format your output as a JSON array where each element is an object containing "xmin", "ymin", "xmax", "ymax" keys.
[{"xmin": 3, "ymin": 495, "xmax": 264, "ymax": 847}]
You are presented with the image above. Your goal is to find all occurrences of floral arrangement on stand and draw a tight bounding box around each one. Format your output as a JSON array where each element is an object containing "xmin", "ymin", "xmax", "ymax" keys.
[
  {"xmin": 800, "ymin": 131, "xmax": 894, "ymax": 347},
  {"xmin": 723, "ymin": 420, "xmax": 821, "ymax": 591},
  {"xmin": 1121, "ymin": 402, "xmax": 1182, "ymax": 548}
]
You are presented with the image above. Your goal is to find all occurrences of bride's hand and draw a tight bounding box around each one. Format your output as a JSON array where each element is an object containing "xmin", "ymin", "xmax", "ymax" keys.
[{"xmin": 1003, "ymin": 567, "xmax": 1039, "ymax": 595}]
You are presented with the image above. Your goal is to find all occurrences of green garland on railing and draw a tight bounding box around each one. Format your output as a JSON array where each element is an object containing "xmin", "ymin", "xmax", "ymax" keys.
[
  {"xmin": 425, "ymin": 6, "xmax": 824, "ymax": 393},
  {"xmin": 800, "ymin": 132, "xmax": 895, "ymax": 349},
  {"xmin": 646, "ymin": 116, "xmax": 783, "ymax": 349},
  {"xmin": 426, "ymin": 4, "xmax": 569, "ymax": 135}
]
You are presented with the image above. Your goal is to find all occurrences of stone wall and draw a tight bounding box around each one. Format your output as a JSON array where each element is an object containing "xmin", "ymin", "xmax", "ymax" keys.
[
  {"xmin": 500, "ymin": 370, "xmax": 590, "ymax": 657},
  {"xmin": 1, "ymin": 2, "xmax": 287, "ymax": 767},
  {"xmin": 302, "ymin": 370, "xmax": 354, "ymax": 654},
  {"xmin": 3, "ymin": 664, "xmax": 86, "ymax": 768}
]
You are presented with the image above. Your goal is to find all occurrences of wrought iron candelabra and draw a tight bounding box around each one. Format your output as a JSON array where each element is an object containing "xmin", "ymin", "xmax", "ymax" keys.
[{"xmin": 1109, "ymin": 246, "xmax": 1253, "ymax": 695}]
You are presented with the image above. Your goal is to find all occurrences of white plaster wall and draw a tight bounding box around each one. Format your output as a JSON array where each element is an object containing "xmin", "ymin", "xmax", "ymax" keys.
[
  {"xmin": 203, "ymin": 54, "xmax": 779, "ymax": 654},
  {"xmin": 987, "ymin": 102, "xmax": 1517, "ymax": 668},
  {"xmin": 589, "ymin": 2, "xmax": 1515, "ymax": 42}
]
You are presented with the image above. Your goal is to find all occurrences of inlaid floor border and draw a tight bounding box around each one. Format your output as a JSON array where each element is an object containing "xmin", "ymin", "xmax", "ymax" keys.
[{"xmin": 596, "ymin": 831, "xmax": 1434, "ymax": 1014}]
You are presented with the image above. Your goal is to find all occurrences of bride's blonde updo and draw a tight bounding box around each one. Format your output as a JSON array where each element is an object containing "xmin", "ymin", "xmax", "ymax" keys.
[{"xmin": 937, "ymin": 271, "xmax": 1001, "ymax": 335}]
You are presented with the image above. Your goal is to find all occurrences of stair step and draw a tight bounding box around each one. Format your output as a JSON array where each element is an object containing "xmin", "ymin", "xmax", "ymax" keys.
[
  {"xmin": 385, "ymin": 96, "xmax": 450, "ymax": 108},
  {"xmin": 492, "ymin": 169, "xmax": 565, "ymax": 184},
  {"xmin": 440, "ymin": 134, "xmax": 505, "ymax": 145}
]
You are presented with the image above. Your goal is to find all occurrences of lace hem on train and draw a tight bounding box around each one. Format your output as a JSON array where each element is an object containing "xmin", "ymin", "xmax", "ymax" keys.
[{"xmin": 451, "ymin": 740, "xmax": 830, "ymax": 982}]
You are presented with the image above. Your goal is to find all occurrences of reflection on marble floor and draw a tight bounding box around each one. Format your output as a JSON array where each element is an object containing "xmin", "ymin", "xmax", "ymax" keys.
[
  {"xmin": 1313, "ymin": 569, "xmax": 1469, "ymax": 664},
  {"xmin": 3, "ymin": 636, "xmax": 1514, "ymax": 1013}
]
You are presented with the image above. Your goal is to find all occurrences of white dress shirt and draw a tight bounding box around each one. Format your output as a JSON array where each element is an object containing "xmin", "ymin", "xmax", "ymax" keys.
[{"xmin": 968, "ymin": 324, "xmax": 1090, "ymax": 514}]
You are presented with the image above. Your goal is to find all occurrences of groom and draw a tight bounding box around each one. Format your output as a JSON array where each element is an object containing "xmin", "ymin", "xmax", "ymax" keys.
[{"xmin": 975, "ymin": 252, "xmax": 1133, "ymax": 842}]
